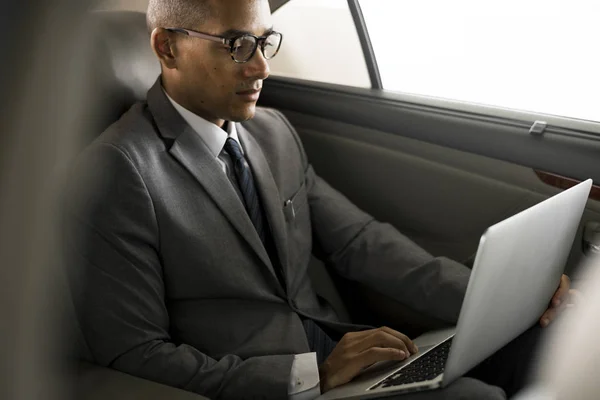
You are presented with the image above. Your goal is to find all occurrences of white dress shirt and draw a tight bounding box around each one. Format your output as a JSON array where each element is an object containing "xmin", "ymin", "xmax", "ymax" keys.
[{"xmin": 164, "ymin": 90, "xmax": 321, "ymax": 399}]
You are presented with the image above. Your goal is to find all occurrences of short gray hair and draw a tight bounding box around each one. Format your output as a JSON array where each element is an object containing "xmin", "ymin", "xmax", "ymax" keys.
[{"xmin": 146, "ymin": 0, "xmax": 212, "ymax": 33}]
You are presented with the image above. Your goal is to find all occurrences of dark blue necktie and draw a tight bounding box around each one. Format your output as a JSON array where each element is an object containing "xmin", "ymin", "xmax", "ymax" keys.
[
  {"xmin": 224, "ymin": 137, "xmax": 287, "ymax": 289},
  {"xmin": 224, "ymin": 138, "xmax": 267, "ymax": 247}
]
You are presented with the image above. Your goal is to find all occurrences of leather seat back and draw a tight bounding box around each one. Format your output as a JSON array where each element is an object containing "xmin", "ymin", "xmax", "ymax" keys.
[{"xmin": 84, "ymin": 11, "xmax": 160, "ymax": 143}]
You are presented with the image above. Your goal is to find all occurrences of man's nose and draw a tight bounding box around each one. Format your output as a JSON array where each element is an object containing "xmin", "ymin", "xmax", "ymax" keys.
[{"xmin": 243, "ymin": 47, "xmax": 270, "ymax": 80}]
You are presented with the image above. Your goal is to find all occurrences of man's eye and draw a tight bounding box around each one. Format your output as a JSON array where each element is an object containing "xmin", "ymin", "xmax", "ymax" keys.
[{"xmin": 233, "ymin": 44, "xmax": 250, "ymax": 52}]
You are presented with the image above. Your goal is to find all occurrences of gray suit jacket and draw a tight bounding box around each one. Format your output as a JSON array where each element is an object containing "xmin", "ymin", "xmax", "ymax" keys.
[{"xmin": 66, "ymin": 78, "xmax": 471, "ymax": 400}]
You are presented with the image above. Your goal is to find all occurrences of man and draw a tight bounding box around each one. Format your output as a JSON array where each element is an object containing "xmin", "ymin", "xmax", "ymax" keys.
[{"xmin": 65, "ymin": 1, "xmax": 572, "ymax": 399}]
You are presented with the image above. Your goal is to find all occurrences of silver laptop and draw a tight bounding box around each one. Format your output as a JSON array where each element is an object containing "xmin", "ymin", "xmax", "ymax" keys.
[{"xmin": 320, "ymin": 179, "xmax": 592, "ymax": 400}]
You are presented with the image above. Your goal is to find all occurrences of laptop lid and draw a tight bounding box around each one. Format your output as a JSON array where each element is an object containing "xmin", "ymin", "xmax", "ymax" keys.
[{"xmin": 442, "ymin": 179, "xmax": 592, "ymax": 385}]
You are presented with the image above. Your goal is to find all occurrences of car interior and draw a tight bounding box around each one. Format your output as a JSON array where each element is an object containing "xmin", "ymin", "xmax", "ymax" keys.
[{"xmin": 59, "ymin": 1, "xmax": 600, "ymax": 399}]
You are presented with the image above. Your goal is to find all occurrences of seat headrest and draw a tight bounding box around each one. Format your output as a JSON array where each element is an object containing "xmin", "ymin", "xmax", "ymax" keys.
[{"xmin": 85, "ymin": 11, "xmax": 160, "ymax": 137}]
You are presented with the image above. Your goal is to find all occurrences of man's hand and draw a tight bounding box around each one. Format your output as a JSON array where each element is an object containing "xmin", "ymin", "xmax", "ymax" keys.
[
  {"xmin": 540, "ymin": 274, "xmax": 582, "ymax": 327},
  {"xmin": 319, "ymin": 327, "xmax": 418, "ymax": 393}
]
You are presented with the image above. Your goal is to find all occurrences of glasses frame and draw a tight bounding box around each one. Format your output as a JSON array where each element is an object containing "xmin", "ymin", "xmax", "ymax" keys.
[{"xmin": 165, "ymin": 27, "xmax": 283, "ymax": 64}]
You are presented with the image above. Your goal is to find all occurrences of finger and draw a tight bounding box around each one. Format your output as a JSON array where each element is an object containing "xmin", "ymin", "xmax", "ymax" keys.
[
  {"xmin": 338, "ymin": 327, "xmax": 417, "ymax": 356},
  {"xmin": 324, "ymin": 347, "xmax": 405, "ymax": 391},
  {"xmin": 348, "ymin": 327, "xmax": 417, "ymax": 352},
  {"xmin": 358, "ymin": 330, "xmax": 410, "ymax": 356},
  {"xmin": 358, "ymin": 347, "xmax": 408, "ymax": 368},
  {"xmin": 540, "ymin": 306, "xmax": 560, "ymax": 327},
  {"xmin": 340, "ymin": 327, "xmax": 387, "ymax": 342},
  {"xmin": 353, "ymin": 330, "xmax": 410, "ymax": 357},
  {"xmin": 551, "ymin": 275, "xmax": 570, "ymax": 306},
  {"xmin": 379, "ymin": 326, "xmax": 419, "ymax": 353},
  {"xmin": 552, "ymin": 275, "xmax": 570, "ymax": 307}
]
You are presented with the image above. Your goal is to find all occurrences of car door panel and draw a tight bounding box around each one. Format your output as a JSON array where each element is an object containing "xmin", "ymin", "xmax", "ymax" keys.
[
  {"xmin": 261, "ymin": 80, "xmax": 600, "ymax": 183},
  {"xmin": 260, "ymin": 79, "xmax": 600, "ymax": 277}
]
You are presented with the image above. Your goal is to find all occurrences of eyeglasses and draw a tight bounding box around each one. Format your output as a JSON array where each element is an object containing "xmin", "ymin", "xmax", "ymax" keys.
[{"xmin": 165, "ymin": 27, "xmax": 283, "ymax": 64}]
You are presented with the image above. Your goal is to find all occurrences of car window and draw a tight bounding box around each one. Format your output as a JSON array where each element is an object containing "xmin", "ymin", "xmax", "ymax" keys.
[
  {"xmin": 269, "ymin": 0, "xmax": 371, "ymax": 88},
  {"xmin": 360, "ymin": 0, "xmax": 600, "ymax": 123}
]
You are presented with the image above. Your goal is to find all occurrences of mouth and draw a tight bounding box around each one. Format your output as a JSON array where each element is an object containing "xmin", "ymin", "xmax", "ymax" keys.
[{"xmin": 236, "ymin": 88, "xmax": 262, "ymax": 102}]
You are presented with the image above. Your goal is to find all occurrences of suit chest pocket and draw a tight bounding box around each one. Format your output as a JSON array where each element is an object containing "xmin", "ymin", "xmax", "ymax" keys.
[
  {"xmin": 283, "ymin": 182, "xmax": 308, "ymax": 224},
  {"xmin": 283, "ymin": 182, "xmax": 311, "ymax": 263}
]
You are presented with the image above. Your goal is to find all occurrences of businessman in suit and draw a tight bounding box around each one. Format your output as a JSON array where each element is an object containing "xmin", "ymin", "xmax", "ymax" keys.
[{"xmin": 66, "ymin": 0, "xmax": 574, "ymax": 399}]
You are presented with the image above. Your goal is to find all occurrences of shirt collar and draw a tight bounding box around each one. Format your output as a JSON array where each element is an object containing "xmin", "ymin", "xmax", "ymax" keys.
[{"xmin": 163, "ymin": 89, "xmax": 241, "ymax": 158}]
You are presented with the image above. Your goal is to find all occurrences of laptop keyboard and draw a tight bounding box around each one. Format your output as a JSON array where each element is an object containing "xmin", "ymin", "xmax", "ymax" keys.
[{"xmin": 372, "ymin": 338, "xmax": 453, "ymax": 390}]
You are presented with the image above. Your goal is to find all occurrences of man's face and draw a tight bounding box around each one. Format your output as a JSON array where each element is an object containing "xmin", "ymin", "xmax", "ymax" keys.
[{"xmin": 169, "ymin": 0, "xmax": 273, "ymax": 125}]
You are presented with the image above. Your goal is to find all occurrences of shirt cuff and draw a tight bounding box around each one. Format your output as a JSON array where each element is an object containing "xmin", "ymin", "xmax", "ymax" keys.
[{"xmin": 288, "ymin": 352, "xmax": 321, "ymax": 400}]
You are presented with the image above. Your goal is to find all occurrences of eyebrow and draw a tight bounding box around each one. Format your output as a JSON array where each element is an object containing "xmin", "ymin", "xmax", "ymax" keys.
[{"xmin": 219, "ymin": 26, "xmax": 275, "ymax": 38}]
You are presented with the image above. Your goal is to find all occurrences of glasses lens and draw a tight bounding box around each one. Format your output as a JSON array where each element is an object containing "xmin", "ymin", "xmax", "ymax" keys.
[
  {"xmin": 262, "ymin": 33, "xmax": 282, "ymax": 59},
  {"xmin": 232, "ymin": 35, "xmax": 257, "ymax": 62}
]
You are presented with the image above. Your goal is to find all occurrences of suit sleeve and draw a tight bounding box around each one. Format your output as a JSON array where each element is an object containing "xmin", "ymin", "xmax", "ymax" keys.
[
  {"xmin": 272, "ymin": 110, "xmax": 471, "ymax": 324},
  {"xmin": 64, "ymin": 143, "xmax": 294, "ymax": 400}
]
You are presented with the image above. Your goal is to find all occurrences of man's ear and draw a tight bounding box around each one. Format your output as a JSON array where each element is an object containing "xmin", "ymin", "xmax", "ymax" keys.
[{"xmin": 151, "ymin": 28, "xmax": 178, "ymax": 69}]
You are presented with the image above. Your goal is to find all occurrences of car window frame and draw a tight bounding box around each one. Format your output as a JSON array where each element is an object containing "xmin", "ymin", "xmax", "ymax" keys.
[
  {"xmin": 347, "ymin": 0, "xmax": 382, "ymax": 89},
  {"xmin": 270, "ymin": 0, "xmax": 600, "ymax": 137}
]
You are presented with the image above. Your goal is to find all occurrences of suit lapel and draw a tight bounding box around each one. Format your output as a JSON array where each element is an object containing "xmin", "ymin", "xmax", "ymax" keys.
[
  {"xmin": 146, "ymin": 79, "xmax": 279, "ymax": 283},
  {"xmin": 237, "ymin": 124, "xmax": 290, "ymax": 277}
]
